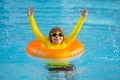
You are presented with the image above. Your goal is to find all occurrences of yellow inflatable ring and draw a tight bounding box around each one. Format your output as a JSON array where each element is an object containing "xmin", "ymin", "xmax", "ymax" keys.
[{"xmin": 26, "ymin": 39, "xmax": 84, "ymax": 61}]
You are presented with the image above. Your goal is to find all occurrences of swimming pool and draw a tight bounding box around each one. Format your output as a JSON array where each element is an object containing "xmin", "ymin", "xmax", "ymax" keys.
[{"xmin": 0, "ymin": 0, "xmax": 120, "ymax": 80}]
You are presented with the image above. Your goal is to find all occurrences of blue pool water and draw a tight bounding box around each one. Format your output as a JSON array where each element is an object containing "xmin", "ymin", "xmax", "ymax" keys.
[{"xmin": 0, "ymin": 0, "xmax": 120, "ymax": 80}]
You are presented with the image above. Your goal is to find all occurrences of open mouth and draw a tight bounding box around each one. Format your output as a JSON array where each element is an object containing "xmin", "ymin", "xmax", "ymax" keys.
[{"xmin": 54, "ymin": 38, "xmax": 59, "ymax": 41}]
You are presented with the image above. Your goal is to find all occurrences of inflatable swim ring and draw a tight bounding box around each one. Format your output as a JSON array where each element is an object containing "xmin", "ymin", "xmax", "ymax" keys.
[{"xmin": 26, "ymin": 39, "xmax": 84, "ymax": 62}]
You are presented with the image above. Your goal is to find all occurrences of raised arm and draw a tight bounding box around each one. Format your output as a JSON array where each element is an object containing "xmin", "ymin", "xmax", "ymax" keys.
[
  {"xmin": 28, "ymin": 7, "xmax": 47, "ymax": 43},
  {"xmin": 64, "ymin": 9, "xmax": 88, "ymax": 46}
]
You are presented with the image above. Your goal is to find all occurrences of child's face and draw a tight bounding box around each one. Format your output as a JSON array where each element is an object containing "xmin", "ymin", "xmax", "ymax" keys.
[{"xmin": 50, "ymin": 32, "xmax": 64, "ymax": 44}]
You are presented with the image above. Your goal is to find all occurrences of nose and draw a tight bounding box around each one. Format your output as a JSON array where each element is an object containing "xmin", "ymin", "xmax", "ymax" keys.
[{"xmin": 56, "ymin": 35, "xmax": 59, "ymax": 38}]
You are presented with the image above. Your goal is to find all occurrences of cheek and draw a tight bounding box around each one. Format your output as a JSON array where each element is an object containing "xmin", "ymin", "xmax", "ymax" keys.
[
  {"xmin": 51, "ymin": 37, "xmax": 64, "ymax": 43},
  {"xmin": 51, "ymin": 37, "xmax": 55, "ymax": 41},
  {"xmin": 60, "ymin": 37, "xmax": 64, "ymax": 41}
]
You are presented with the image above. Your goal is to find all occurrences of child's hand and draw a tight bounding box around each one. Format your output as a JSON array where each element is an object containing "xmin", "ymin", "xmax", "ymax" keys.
[
  {"xmin": 80, "ymin": 9, "xmax": 88, "ymax": 16},
  {"xmin": 28, "ymin": 6, "xmax": 34, "ymax": 16}
]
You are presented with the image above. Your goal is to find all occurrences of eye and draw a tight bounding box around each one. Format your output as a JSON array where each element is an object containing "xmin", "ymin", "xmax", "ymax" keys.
[
  {"xmin": 58, "ymin": 33, "xmax": 63, "ymax": 37},
  {"xmin": 52, "ymin": 33, "xmax": 57, "ymax": 37}
]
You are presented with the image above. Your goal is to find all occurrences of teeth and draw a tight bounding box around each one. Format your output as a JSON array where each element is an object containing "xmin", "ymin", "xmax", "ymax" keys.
[{"xmin": 55, "ymin": 39, "xmax": 58, "ymax": 41}]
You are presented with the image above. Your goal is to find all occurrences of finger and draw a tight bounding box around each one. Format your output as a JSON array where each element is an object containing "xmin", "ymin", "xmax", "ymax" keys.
[
  {"xmin": 83, "ymin": 9, "xmax": 88, "ymax": 13},
  {"xmin": 28, "ymin": 6, "xmax": 31, "ymax": 9},
  {"xmin": 31, "ymin": 8, "xmax": 34, "ymax": 12},
  {"xmin": 28, "ymin": 7, "xmax": 31, "ymax": 11},
  {"xmin": 80, "ymin": 10, "xmax": 83, "ymax": 13}
]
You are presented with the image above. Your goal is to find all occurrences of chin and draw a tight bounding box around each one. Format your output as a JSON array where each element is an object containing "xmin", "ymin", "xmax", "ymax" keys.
[{"xmin": 53, "ymin": 41, "xmax": 61, "ymax": 44}]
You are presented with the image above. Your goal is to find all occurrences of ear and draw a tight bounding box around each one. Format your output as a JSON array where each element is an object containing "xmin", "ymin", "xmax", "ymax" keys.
[{"xmin": 48, "ymin": 36, "xmax": 50, "ymax": 39}]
